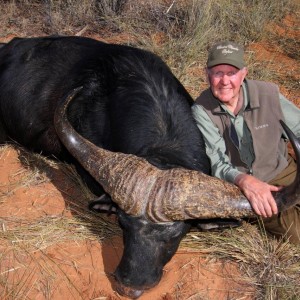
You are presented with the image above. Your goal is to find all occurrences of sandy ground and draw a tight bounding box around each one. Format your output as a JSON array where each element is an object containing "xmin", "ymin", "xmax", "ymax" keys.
[
  {"xmin": 0, "ymin": 9, "xmax": 299, "ymax": 299},
  {"xmin": 0, "ymin": 146, "xmax": 254, "ymax": 299}
]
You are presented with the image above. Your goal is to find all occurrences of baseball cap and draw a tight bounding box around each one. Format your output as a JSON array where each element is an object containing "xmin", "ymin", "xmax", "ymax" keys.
[{"xmin": 207, "ymin": 41, "xmax": 245, "ymax": 69}]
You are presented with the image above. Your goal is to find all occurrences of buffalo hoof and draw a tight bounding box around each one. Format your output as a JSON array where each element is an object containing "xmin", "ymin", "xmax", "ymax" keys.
[
  {"xmin": 115, "ymin": 283, "xmax": 144, "ymax": 299},
  {"xmin": 196, "ymin": 218, "xmax": 242, "ymax": 231},
  {"xmin": 88, "ymin": 194, "xmax": 117, "ymax": 215}
]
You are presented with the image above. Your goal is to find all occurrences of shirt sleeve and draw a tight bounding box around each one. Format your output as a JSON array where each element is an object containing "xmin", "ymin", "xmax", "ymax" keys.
[
  {"xmin": 191, "ymin": 103, "xmax": 244, "ymax": 183},
  {"xmin": 279, "ymin": 94, "xmax": 300, "ymax": 138}
]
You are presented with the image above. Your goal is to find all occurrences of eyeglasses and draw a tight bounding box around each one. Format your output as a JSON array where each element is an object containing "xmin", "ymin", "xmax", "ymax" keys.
[{"xmin": 208, "ymin": 70, "xmax": 239, "ymax": 78}]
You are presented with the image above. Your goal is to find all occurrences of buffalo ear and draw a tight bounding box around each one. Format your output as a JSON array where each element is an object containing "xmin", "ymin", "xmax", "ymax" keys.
[{"xmin": 88, "ymin": 194, "xmax": 118, "ymax": 215}]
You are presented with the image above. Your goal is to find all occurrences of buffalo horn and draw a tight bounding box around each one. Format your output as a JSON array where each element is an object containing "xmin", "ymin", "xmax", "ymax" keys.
[{"xmin": 54, "ymin": 87, "xmax": 300, "ymax": 222}]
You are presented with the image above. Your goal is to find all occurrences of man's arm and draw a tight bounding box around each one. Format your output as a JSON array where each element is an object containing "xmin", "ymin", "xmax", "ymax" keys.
[
  {"xmin": 191, "ymin": 103, "xmax": 243, "ymax": 183},
  {"xmin": 279, "ymin": 94, "xmax": 300, "ymax": 138},
  {"xmin": 192, "ymin": 103, "xmax": 281, "ymax": 218},
  {"xmin": 234, "ymin": 173, "xmax": 280, "ymax": 217}
]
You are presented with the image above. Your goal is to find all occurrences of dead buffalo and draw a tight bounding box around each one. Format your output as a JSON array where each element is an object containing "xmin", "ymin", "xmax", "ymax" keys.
[{"xmin": 0, "ymin": 36, "xmax": 299, "ymax": 298}]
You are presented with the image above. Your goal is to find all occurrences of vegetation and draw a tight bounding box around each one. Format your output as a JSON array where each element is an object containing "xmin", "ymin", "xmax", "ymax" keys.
[
  {"xmin": 0, "ymin": 0, "xmax": 299, "ymax": 299},
  {"xmin": 0, "ymin": 0, "xmax": 298, "ymax": 99}
]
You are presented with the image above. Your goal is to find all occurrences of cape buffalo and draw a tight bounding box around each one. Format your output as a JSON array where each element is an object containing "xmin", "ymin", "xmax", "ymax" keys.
[{"xmin": 0, "ymin": 36, "xmax": 299, "ymax": 298}]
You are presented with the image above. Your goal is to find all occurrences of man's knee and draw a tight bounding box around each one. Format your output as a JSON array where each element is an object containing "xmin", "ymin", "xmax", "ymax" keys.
[
  {"xmin": 280, "ymin": 205, "xmax": 300, "ymax": 245},
  {"xmin": 263, "ymin": 205, "xmax": 300, "ymax": 245}
]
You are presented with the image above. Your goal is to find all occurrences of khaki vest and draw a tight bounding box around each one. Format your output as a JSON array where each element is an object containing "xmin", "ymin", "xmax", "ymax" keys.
[{"xmin": 195, "ymin": 79, "xmax": 288, "ymax": 182}]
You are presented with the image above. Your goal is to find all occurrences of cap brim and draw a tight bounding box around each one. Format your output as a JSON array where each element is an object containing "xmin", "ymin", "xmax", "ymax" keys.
[{"xmin": 207, "ymin": 59, "xmax": 244, "ymax": 70}]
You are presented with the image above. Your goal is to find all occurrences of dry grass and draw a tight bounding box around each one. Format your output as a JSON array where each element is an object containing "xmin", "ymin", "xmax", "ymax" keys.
[
  {"xmin": 1, "ymin": 145, "xmax": 300, "ymax": 299},
  {"xmin": 0, "ymin": 145, "xmax": 120, "ymax": 246},
  {"xmin": 0, "ymin": 145, "xmax": 121, "ymax": 299},
  {"xmin": 17, "ymin": 145, "xmax": 121, "ymax": 238},
  {"xmin": 0, "ymin": 0, "xmax": 298, "ymax": 97},
  {"xmin": 182, "ymin": 222, "xmax": 300, "ymax": 299}
]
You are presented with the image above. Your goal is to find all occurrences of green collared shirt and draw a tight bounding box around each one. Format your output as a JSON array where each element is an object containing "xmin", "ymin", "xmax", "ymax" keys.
[{"xmin": 192, "ymin": 82, "xmax": 300, "ymax": 183}]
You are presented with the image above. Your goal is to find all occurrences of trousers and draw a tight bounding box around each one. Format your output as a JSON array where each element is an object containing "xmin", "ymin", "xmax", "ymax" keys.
[{"xmin": 263, "ymin": 155, "xmax": 300, "ymax": 245}]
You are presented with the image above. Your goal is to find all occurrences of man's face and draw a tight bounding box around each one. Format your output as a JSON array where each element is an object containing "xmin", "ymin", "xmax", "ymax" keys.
[{"xmin": 207, "ymin": 64, "xmax": 247, "ymax": 104}]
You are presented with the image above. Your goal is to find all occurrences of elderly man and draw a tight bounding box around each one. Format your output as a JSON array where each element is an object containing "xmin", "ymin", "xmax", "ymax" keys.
[{"xmin": 192, "ymin": 41, "xmax": 300, "ymax": 244}]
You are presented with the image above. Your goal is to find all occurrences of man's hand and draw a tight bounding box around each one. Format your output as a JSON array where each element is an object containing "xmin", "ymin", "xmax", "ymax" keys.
[{"xmin": 234, "ymin": 174, "xmax": 281, "ymax": 218}]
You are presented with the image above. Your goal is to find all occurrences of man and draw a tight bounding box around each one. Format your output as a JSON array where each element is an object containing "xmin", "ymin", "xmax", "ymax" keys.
[{"xmin": 192, "ymin": 41, "xmax": 300, "ymax": 244}]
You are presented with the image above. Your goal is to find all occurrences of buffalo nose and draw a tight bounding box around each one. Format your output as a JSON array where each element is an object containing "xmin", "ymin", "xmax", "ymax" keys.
[{"xmin": 115, "ymin": 283, "xmax": 144, "ymax": 299}]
